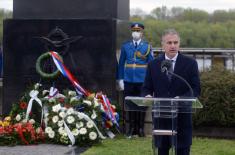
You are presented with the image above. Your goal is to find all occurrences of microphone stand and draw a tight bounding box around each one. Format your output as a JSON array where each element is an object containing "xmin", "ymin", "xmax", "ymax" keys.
[{"xmin": 167, "ymin": 70, "xmax": 194, "ymax": 97}]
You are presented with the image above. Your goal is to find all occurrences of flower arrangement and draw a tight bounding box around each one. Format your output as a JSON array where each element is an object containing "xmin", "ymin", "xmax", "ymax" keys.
[
  {"xmin": 0, "ymin": 50, "xmax": 119, "ymax": 146},
  {"xmin": 0, "ymin": 116, "xmax": 44, "ymax": 145},
  {"xmin": 42, "ymin": 87, "xmax": 118, "ymax": 146},
  {"xmin": 45, "ymin": 105, "xmax": 102, "ymax": 146},
  {"xmin": 3, "ymin": 83, "xmax": 119, "ymax": 146}
]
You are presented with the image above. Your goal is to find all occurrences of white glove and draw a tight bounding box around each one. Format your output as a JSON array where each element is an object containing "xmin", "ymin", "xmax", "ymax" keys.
[
  {"xmin": 145, "ymin": 94, "xmax": 152, "ymax": 98},
  {"xmin": 116, "ymin": 79, "xmax": 124, "ymax": 91}
]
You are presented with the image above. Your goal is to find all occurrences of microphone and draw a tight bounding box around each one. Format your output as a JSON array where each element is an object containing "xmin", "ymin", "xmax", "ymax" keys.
[
  {"xmin": 161, "ymin": 60, "xmax": 172, "ymax": 74},
  {"xmin": 161, "ymin": 60, "xmax": 194, "ymax": 97}
]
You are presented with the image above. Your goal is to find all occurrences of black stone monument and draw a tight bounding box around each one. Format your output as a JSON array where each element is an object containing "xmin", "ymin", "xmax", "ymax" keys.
[{"xmin": 2, "ymin": 0, "xmax": 130, "ymax": 114}]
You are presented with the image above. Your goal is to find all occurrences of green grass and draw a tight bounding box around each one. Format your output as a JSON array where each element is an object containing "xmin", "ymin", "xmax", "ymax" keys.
[{"xmin": 81, "ymin": 135, "xmax": 235, "ymax": 155}]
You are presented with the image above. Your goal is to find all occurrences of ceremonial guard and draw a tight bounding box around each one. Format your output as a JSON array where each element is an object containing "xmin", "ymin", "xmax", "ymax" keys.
[{"xmin": 117, "ymin": 22, "xmax": 153, "ymax": 137}]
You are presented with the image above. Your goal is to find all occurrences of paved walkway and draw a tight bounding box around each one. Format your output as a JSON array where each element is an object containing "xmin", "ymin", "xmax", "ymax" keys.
[{"xmin": 0, "ymin": 144, "xmax": 87, "ymax": 155}]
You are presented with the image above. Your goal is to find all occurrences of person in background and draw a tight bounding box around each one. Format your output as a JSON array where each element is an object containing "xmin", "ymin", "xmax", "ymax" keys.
[
  {"xmin": 117, "ymin": 22, "xmax": 153, "ymax": 137},
  {"xmin": 142, "ymin": 29, "xmax": 201, "ymax": 155}
]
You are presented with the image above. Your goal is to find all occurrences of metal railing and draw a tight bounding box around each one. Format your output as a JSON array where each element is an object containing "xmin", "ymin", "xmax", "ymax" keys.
[{"xmin": 153, "ymin": 48, "xmax": 235, "ymax": 71}]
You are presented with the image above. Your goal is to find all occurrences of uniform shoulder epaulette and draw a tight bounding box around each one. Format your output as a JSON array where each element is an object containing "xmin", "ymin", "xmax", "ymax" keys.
[
  {"xmin": 122, "ymin": 40, "xmax": 132, "ymax": 45},
  {"xmin": 142, "ymin": 40, "xmax": 150, "ymax": 44}
]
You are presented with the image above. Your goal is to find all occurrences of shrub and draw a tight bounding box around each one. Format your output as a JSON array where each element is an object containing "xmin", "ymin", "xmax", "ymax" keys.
[{"xmin": 193, "ymin": 64, "xmax": 235, "ymax": 127}]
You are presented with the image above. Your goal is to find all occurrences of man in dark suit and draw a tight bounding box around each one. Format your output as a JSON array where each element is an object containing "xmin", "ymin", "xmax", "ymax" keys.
[{"xmin": 142, "ymin": 29, "xmax": 201, "ymax": 155}]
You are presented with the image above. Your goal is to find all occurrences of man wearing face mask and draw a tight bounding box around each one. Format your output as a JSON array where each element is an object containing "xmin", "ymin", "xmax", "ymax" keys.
[{"xmin": 117, "ymin": 22, "xmax": 153, "ymax": 137}]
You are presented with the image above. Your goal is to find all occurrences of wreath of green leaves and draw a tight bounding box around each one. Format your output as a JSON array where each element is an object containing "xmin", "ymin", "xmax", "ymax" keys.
[{"xmin": 36, "ymin": 52, "xmax": 63, "ymax": 79}]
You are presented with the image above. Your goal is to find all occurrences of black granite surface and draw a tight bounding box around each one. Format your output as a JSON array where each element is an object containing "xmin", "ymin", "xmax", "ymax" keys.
[
  {"xmin": 2, "ymin": 19, "xmax": 118, "ymax": 114},
  {"xmin": 13, "ymin": 0, "xmax": 129, "ymax": 20}
]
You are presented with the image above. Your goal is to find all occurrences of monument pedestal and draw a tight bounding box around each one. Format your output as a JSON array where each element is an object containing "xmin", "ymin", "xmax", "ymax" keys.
[{"xmin": 2, "ymin": 0, "xmax": 130, "ymax": 114}]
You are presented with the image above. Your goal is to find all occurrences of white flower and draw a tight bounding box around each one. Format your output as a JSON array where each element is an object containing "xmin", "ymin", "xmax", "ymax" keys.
[
  {"xmin": 48, "ymin": 131, "xmax": 55, "ymax": 138},
  {"xmin": 62, "ymin": 132, "xmax": 68, "ymax": 137},
  {"xmin": 52, "ymin": 104, "xmax": 62, "ymax": 113},
  {"xmin": 67, "ymin": 108, "xmax": 74, "ymax": 115},
  {"xmin": 58, "ymin": 120, "xmax": 64, "ymax": 127},
  {"xmin": 70, "ymin": 97, "xmax": 79, "ymax": 103},
  {"xmin": 66, "ymin": 116, "xmax": 75, "ymax": 124},
  {"xmin": 83, "ymin": 100, "xmax": 92, "ymax": 106},
  {"xmin": 58, "ymin": 127, "xmax": 65, "ymax": 135},
  {"xmin": 15, "ymin": 114, "xmax": 21, "ymax": 121},
  {"xmin": 91, "ymin": 110, "xmax": 97, "ymax": 119},
  {"xmin": 93, "ymin": 98, "xmax": 99, "ymax": 107},
  {"xmin": 45, "ymin": 127, "xmax": 52, "ymax": 133},
  {"xmin": 34, "ymin": 83, "xmax": 41, "ymax": 89},
  {"xmin": 86, "ymin": 121, "xmax": 93, "ymax": 128},
  {"xmin": 76, "ymin": 122, "xmax": 84, "ymax": 128},
  {"xmin": 60, "ymin": 135, "xmax": 69, "ymax": 144},
  {"xmin": 89, "ymin": 132, "xmax": 97, "ymax": 140},
  {"xmin": 72, "ymin": 129, "xmax": 79, "ymax": 136},
  {"xmin": 68, "ymin": 91, "xmax": 76, "ymax": 96},
  {"xmin": 21, "ymin": 119, "xmax": 27, "ymax": 124},
  {"xmin": 79, "ymin": 128, "xmax": 87, "ymax": 135},
  {"xmin": 59, "ymin": 111, "xmax": 66, "ymax": 118},
  {"xmin": 52, "ymin": 115, "xmax": 59, "ymax": 123},
  {"xmin": 29, "ymin": 119, "xmax": 35, "ymax": 124}
]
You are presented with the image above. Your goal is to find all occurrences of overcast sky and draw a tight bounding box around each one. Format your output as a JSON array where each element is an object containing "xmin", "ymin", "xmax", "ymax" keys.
[
  {"xmin": 0, "ymin": 0, "xmax": 235, "ymax": 13},
  {"xmin": 131, "ymin": 0, "xmax": 235, "ymax": 13}
]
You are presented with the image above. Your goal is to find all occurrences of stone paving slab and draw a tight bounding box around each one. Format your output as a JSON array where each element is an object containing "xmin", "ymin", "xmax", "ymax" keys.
[{"xmin": 0, "ymin": 144, "xmax": 87, "ymax": 155}]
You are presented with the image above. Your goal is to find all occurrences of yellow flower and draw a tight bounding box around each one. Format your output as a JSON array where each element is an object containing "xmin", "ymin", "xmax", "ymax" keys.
[
  {"xmin": 2, "ymin": 121, "xmax": 10, "ymax": 127},
  {"xmin": 0, "ymin": 120, "xmax": 2, "ymax": 126},
  {"xmin": 4, "ymin": 116, "xmax": 11, "ymax": 121}
]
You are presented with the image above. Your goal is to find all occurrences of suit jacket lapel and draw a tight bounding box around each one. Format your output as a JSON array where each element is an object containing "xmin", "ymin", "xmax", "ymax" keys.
[
  {"xmin": 159, "ymin": 55, "xmax": 171, "ymax": 86},
  {"xmin": 171, "ymin": 53, "xmax": 183, "ymax": 82}
]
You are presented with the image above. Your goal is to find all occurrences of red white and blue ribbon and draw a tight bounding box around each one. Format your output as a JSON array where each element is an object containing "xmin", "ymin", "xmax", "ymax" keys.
[
  {"xmin": 50, "ymin": 51, "xmax": 90, "ymax": 97},
  {"xmin": 101, "ymin": 95, "xmax": 119, "ymax": 128}
]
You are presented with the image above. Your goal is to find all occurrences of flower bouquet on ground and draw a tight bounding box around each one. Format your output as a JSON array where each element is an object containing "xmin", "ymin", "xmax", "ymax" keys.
[
  {"xmin": 0, "ymin": 116, "xmax": 45, "ymax": 145},
  {"xmin": 45, "ymin": 105, "xmax": 102, "ymax": 146},
  {"xmin": 1, "ymin": 51, "xmax": 119, "ymax": 146},
  {"xmin": 4, "ymin": 82, "xmax": 119, "ymax": 146},
  {"xmin": 43, "ymin": 88, "xmax": 119, "ymax": 146}
]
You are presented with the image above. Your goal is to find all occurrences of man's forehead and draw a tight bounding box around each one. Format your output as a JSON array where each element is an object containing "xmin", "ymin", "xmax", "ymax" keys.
[{"xmin": 163, "ymin": 34, "xmax": 180, "ymax": 40}]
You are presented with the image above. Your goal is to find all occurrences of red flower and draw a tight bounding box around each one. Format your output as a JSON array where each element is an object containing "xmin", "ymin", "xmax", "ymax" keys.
[
  {"xmin": 58, "ymin": 98, "xmax": 65, "ymax": 103},
  {"xmin": 20, "ymin": 102, "xmax": 28, "ymax": 109}
]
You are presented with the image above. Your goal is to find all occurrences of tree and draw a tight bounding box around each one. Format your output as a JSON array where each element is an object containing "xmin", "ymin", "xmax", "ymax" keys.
[
  {"xmin": 181, "ymin": 8, "xmax": 209, "ymax": 22},
  {"xmin": 150, "ymin": 6, "xmax": 169, "ymax": 20}
]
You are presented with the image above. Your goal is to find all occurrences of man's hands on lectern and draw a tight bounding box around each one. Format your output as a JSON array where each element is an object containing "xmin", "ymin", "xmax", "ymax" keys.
[
  {"xmin": 142, "ymin": 94, "xmax": 153, "ymax": 106},
  {"xmin": 145, "ymin": 94, "xmax": 152, "ymax": 98},
  {"xmin": 116, "ymin": 79, "xmax": 124, "ymax": 91}
]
